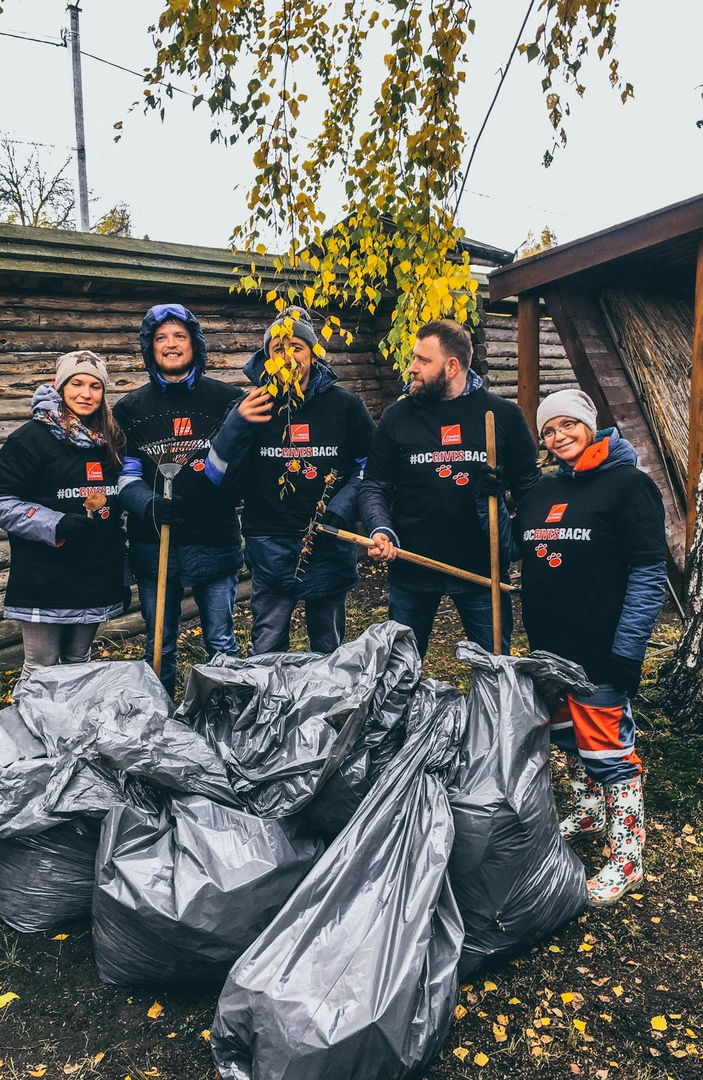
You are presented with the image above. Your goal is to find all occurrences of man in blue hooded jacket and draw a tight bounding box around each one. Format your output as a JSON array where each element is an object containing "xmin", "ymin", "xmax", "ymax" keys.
[
  {"xmin": 206, "ymin": 307, "xmax": 376, "ymax": 654},
  {"xmin": 113, "ymin": 304, "xmax": 244, "ymax": 695}
]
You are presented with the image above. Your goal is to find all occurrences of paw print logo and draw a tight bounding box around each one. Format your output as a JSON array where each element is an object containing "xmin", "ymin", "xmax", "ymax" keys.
[
  {"xmin": 535, "ymin": 543, "xmax": 548, "ymax": 558},
  {"xmin": 453, "ymin": 472, "xmax": 469, "ymax": 486},
  {"xmin": 547, "ymin": 552, "xmax": 562, "ymax": 568},
  {"xmin": 190, "ymin": 458, "xmax": 205, "ymax": 472},
  {"xmin": 303, "ymin": 465, "xmax": 318, "ymax": 480},
  {"xmin": 287, "ymin": 459, "xmax": 301, "ymax": 473},
  {"xmin": 436, "ymin": 465, "xmax": 452, "ymax": 478},
  {"xmin": 98, "ymin": 506, "xmax": 110, "ymax": 520}
]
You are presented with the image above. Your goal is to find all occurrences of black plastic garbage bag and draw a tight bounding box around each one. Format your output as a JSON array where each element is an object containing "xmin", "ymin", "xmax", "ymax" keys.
[
  {"xmin": 92, "ymin": 793, "xmax": 323, "ymax": 986},
  {"xmin": 179, "ymin": 622, "xmax": 421, "ymax": 824},
  {"xmin": 0, "ymin": 816, "xmax": 101, "ymax": 932},
  {"xmin": 210, "ymin": 677, "xmax": 467, "ymax": 1080},
  {"xmin": 447, "ymin": 642, "xmax": 591, "ymax": 976}
]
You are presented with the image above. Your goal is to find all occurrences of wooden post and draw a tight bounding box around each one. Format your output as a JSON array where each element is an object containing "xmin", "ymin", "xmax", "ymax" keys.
[
  {"xmin": 687, "ymin": 237, "xmax": 703, "ymax": 556},
  {"xmin": 517, "ymin": 291, "xmax": 541, "ymax": 441}
]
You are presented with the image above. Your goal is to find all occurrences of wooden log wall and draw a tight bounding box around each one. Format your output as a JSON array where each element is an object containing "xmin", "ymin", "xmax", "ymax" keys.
[{"xmin": 476, "ymin": 308, "xmax": 576, "ymax": 400}]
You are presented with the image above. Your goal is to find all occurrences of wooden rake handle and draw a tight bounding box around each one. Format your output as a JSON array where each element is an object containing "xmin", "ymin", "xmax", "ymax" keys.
[
  {"xmin": 485, "ymin": 410, "xmax": 503, "ymax": 654},
  {"xmin": 316, "ymin": 524, "xmax": 514, "ymax": 594}
]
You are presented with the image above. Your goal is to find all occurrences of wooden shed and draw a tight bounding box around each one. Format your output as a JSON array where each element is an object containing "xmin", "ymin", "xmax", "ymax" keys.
[{"xmin": 488, "ymin": 194, "xmax": 703, "ymax": 578}]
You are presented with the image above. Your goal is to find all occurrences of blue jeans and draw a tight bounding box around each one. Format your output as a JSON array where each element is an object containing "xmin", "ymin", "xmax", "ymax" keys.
[
  {"xmin": 388, "ymin": 582, "xmax": 513, "ymax": 659},
  {"xmin": 137, "ymin": 570, "xmax": 240, "ymax": 693},
  {"xmin": 249, "ymin": 576, "xmax": 346, "ymax": 655}
]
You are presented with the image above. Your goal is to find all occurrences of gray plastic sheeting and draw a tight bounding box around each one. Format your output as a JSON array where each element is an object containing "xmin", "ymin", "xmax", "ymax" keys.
[{"xmin": 210, "ymin": 643, "xmax": 592, "ymax": 1080}]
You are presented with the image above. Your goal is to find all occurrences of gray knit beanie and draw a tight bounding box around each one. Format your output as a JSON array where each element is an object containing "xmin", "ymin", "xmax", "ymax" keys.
[
  {"xmin": 536, "ymin": 389, "xmax": 598, "ymax": 437},
  {"xmin": 54, "ymin": 350, "xmax": 109, "ymax": 392},
  {"xmin": 263, "ymin": 306, "xmax": 318, "ymax": 355}
]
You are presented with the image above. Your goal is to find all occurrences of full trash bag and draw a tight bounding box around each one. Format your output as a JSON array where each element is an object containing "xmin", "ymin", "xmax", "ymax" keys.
[
  {"xmin": 210, "ymin": 675, "xmax": 467, "ymax": 1080},
  {"xmin": 447, "ymin": 643, "xmax": 591, "ymax": 976},
  {"xmin": 178, "ymin": 622, "xmax": 420, "ymax": 827},
  {"xmin": 0, "ymin": 816, "xmax": 101, "ymax": 932},
  {"xmin": 92, "ymin": 793, "xmax": 323, "ymax": 986}
]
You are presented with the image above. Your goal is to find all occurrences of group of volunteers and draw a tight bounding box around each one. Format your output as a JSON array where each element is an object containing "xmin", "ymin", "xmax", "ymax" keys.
[{"xmin": 0, "ymin": 303, "xmax": 667, "ymax": 907}]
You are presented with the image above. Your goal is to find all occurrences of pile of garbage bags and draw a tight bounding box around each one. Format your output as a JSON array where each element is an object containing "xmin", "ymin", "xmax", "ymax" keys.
[{"xmin": 0, "ymin": 622, "xmax": 591, "ymax": 1080}]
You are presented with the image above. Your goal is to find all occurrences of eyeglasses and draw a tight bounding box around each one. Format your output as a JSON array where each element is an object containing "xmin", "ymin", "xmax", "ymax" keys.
[{"xmin": 541, "ymin": 419, "xmax": 582, "ymax": 441}]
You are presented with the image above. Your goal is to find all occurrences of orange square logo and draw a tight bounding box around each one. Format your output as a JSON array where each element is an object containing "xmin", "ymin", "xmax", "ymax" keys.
[
  {"xmin": 441, "ymin": 424, "xmax": 462, "ymax": 446},
  {"xmin": 86, "ymin": 462, "xmax": 103, "ymax": 482},
  {"xmin": 291, "ymin": 424, "xmax": 310, "ymax": 443},
  {"xmin": 546, "ymin": 503, "xmax": 568, "ymax": 523},
  {"xmin": 173, "ymin": 417, "xmax": 193, "ymax": 436}
]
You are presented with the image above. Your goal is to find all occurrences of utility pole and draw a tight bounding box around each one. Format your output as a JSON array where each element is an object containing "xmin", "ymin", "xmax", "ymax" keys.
[{"xmin": 66, "ymin": 2, "xmax": 89, "ymax": 230}]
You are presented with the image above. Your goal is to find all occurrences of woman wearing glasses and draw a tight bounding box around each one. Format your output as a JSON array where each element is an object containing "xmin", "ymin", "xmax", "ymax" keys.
[{"xmin": 515, "ymin": 389, "xmax": 667, "ymax": 905}]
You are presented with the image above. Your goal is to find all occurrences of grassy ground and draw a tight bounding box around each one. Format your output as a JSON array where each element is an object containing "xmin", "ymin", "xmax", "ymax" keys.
[{"xmin": 0, "ymin": 563, "xmax": 701, "ymax": 1080}]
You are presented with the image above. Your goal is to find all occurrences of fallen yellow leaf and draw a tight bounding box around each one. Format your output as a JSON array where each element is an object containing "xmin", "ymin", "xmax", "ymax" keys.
[
  {"xmin": 687, "ymin": 894, "xmax": 699, "ymax": 902},
  {"xmin": 497, "ymin": 1014, "xmax": 509, "ymax": 1025},
  {"xmin": 613, "ymin": 986, "xmax": 624, "ymax": 997},
  {"xmin": 167, "ymin": 1032, "xmax": 177, "ymax": 1039},
  {"xmin": 200, "ymin": 1029, "xmax": 211, "ymax": 1042},
  {"xmin": 93, "ymin": 1052, "xmax": 105, "ymax": 1064},
  {"xmin": 493, "ymin": 1022, "xmax": 507, "ymax": 1042},
  {"xmin": 454, "ymin": 1004, "xmax": 467, "ymax": 1020},
  {"xmin": 0, "ymin": 992, "xmax": 19, "ymax": 1008},
  {"xmin": 651, "ymin": 917, "xmax": 661, "ymax": 924},
  {"xmin": 29, "ymin": 1070, "xmax": 47, "ymax": 1078},
  {"xmin": 548, "ymin": 944, "xmax": 561, "ymax": 952},
  {"xmin": 651, "ymin": 1016, "xmax": 668, "ymax": 1031},
  {"xmin": 147, "ymin": 1001, "xmax": 163, "ymax": 1019},
  {"xmin": 474, "ymin": 1051, "xmax": 489, "ymax": 1066},
  {"xmin": 453, "ymin": 1047, "xmax": 469, "ymax": 1061},
  {"xmin": 686, "ymin": 1029, "xmax": 697, "ymax": 1038},
  {"xmin": 573, "ymin": 1019, "xmax": 587, "ymax": 1033},
  {"xmin": 508, "ymin": 997, "xmax": 521, "ymax": 1005},
  {"xmin": 578, "ymin": 943, "xmax": 594, "ymax": 952},
  {"xmin": 629, "ymin": 893, "xmax": 644, "ymax": 900},
  {"xmin": 540, "ymin": 1017, "xmax": 551, "ymax": 1027},
  {"xmin": 561, "ymin": 992, "xmax": 575, "ymax": 1004},
  {"xmin": 64, "ymin": 1066, "xmax": 81, "ymax": 1075},
  {"xmin": 483, "ymin": 981, "xmax": 497, "ymax": 992},
  {"xmin": 601, "ymin": 1013, "xmax": 612, "ymax": 1022},
  {"xmin": 52, "ymin": 934, "xmax": 69, "ymax": 941}
]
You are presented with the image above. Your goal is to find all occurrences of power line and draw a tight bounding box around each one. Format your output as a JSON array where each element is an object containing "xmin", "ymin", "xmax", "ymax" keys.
[
  {"xmin": 454, "ymin": 0, "xmax": 537, "ymax": 219},
  {"xmin": 0, "ymin": 28, "xmax": 194, "ymax": 97}
]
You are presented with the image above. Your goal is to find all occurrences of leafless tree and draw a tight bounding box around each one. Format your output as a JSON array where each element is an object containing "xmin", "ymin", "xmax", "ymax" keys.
[{"xmin": 0, "ymin": 135, "xmax": 76, "ymax": 229}]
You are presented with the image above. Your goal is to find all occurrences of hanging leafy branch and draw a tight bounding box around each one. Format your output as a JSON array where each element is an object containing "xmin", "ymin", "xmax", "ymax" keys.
[
  {"xmin": 520, "ymin": 0, "xmax": 632, "ymax": 165},
  {"xmin": 143, "ymin": 0, "xmax": 625, "ymax": 374}
]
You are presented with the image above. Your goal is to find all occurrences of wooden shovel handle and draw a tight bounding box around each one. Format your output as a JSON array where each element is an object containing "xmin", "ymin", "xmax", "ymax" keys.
[{"xmin": 152, "ymin": 523, "xmax": 170, "ymax": 679}]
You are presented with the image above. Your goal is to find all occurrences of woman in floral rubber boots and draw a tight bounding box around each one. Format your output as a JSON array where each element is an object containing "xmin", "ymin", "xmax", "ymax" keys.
[{"xmin": 515, "ymin": 389, "xmax": 667, "ymax": 906}]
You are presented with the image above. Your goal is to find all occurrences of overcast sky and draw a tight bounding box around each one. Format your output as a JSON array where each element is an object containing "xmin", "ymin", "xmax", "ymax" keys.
[{"xmin": 1, "ymin": 0, "xmax": 701, "ymax": 255}]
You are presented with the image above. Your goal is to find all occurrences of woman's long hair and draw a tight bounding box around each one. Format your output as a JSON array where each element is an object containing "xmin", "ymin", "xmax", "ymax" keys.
[{"xmin": 61, "ymin": 392, "xmax": 126, "ymax": 472}]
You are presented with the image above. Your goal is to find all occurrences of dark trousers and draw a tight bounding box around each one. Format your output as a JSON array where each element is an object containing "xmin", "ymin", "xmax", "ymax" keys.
[
  {"xmin": 388, "ymin": 581, "xmax": 513, "ymax": 659},
  {"xmin": 249, "ymin": 576, "xmax": 346, "ymax": 655}
]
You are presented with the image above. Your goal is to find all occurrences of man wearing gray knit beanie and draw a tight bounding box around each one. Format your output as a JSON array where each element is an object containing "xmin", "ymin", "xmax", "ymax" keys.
[{"xmin": 207, "ymin": 306, "xmax": 376, "ymax": 654}]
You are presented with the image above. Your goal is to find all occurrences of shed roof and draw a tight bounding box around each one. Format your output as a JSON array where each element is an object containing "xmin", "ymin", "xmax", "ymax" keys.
[{"xmin": 489, "ymin": 193, "xmax": 703, "ymax": 301}]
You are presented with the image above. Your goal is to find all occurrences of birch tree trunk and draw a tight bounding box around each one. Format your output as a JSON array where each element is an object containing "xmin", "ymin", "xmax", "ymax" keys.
[{"xmin": 661, "ymin": 466, "xmax": 703, "ymax": 730}]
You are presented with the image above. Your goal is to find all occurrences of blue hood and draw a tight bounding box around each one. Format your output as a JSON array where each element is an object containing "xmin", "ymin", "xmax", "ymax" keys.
[
  {"xmin": 139, "ymin": 304, "xmax": 208, "ymax": 388},
  {"xmin": 558, "ymin": 427, "xmax": 638, "ymax": 477},
  {"xmin": 243, "ymin": 346, "xmax": 338, "ymax": 399}
]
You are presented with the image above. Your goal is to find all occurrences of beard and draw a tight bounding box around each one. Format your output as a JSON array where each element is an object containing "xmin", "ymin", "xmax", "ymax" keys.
[{"xmin": 408, "ymin": 367, "xmax": 450, "ymax": 401}]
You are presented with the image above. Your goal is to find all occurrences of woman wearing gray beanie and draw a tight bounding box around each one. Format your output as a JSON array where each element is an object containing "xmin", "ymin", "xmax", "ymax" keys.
[
  {"xmin": 0, "ymin": 351, "xmax": 127, "ymax": 686},
  {"xmin": 514, "ymin": 389, "xmax": 667, "ymax": 905}
]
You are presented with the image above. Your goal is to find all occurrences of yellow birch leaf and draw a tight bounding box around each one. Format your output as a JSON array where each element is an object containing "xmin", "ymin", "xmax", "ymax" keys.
[
  {"xmin": 493, "ymin": 1022, "xmax": 507, "ymax": 1042},
  {"xmin": 613, "ymin": 986, "xmax": 624, "ymax": 997},
  {"xmin": 573, "ymin": 1019, "xmax": 587, "ymax": 1033},
  {"xmin": 454, "ymin": 1004, "xmax": 467, "ymax": 1020},
  {"xmin": 540, "ymin": 1016, "xmax": 551, "ymax": 1026},
  {"xmin": 508, "ymin": 997, "xmax": 521, "ymax": 1005},
  {"xmin": 474, "ymin": 1051, "xmax": 489, "ymax": 1066},
  {"xmin": 629, "ymin": 893, "xmax": 644, "ymax": 900},
  {"xmin": 94, "ymin": 1052, "xmax": 105, "ymax": 1063},
  {"xmin": 200, "ymin": 1029, "xmax": 211, "ymax": 1042},
  {"xmin": 601, "ymin": 1013, "xmax": 612, "ymax": 1022},
  {"xmin": 497, "ymin": 1014, "xmax": 509, "ymax": 1025},
  {"xmin": 29, "ymin": 1071, "xmax": 47, "ymax": 1078},
  {"xmin": 686, "ymin": 1029, "xmax": 697, "ymax": 1038},
  {"xmin": 483, "ymin": 980, "xmax": 497, "ymax": 991},
  {"xmin": 147, "ymin": 1001, "xmax": 163, "ymax": 1019},
  {"xmin": 453, "ymin": 1047, "xmax": 469, "ymax": 1061},
  {"xmin": 579, "ymin": 942, "xmax": 594, "ymax": 952},
  {"xmin": 0, "ymin": 992, "xmax": 19, "ymax": 1008},
  {"xmin": 561, "ymin": 992, "xmax": 575, "ymax": 1004},
  {"xmin": 548, "ymin": 944, "xmax": 561, "ymax": 952},
  {"xmin": 266, "ymin": 290, "xmax": 278, "ymax": 302},
  {"xmin": 320, "ymin": 325, "xmax": 333, "ymax": 341},
  {"xmin": 52, "ymin": 933, "xmax": 69, "ymax": 940},
  {"xmin": 167, "ymin": 1032, "xmax": 176, "ymax": 1038}
]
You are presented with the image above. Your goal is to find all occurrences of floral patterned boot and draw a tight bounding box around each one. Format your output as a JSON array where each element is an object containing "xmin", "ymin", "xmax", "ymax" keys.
[
  {"xmin": 586, "ymin": 776, "xmax": 645, "ymax": 906},
  {"xmin": 559, "ymin": 753, "xmax": 607, "ymax": 842}
]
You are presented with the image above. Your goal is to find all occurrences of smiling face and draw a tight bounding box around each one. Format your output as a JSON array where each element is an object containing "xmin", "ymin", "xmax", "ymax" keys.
[
  {"xmin": 541, "ymin": 415, "xmax": 594, "ymax": 466},
  {"xmin": 152, "ymin": 318, "xmax": 194, "ymax": 381},
  {"xmin": 61, "ymin": 374, "xmax": 104, "ymax": 419},
  {"xmin": 269, "ymin": 335, "xmax": 313, "ymax": 390}
]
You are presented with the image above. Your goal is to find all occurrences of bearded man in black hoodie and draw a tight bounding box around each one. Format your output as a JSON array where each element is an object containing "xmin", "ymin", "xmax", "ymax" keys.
[{"xmin": 113, "ymin": 304, "xmax": 244, "ymax": 696}]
